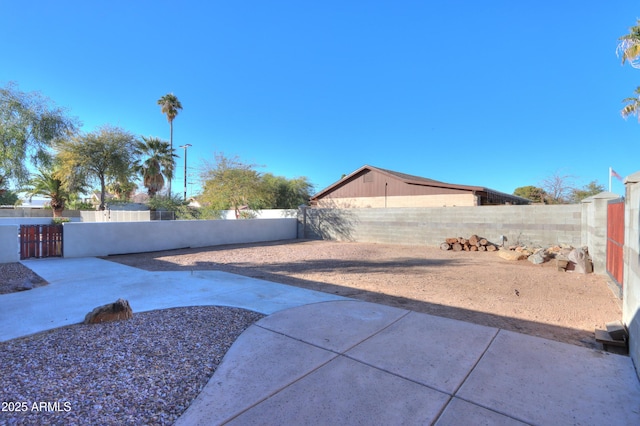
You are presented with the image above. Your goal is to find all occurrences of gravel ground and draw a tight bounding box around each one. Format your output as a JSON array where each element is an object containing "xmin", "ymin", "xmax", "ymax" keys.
[
  {"xmin": 0, "ymin": 306, "xmax": 264, "ymax": 425},
  {"xmin": 0, "ymin": 263, "xmax": 47, "ymax": 294}
]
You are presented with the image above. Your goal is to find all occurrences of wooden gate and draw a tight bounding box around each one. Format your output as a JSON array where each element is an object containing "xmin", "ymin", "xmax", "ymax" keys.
[
  {"xmin": 19, "ymin": 225, "xmax": 63, "ymax": 260},
  {"xmin": 606, "ymin": 199, "xmax": 625, "ymax": 287}
]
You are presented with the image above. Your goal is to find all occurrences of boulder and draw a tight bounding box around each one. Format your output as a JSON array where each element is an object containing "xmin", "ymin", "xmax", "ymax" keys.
[
  {"xmin": 527, "ymin": 250, "xmax": 546, "ymax": 265},
  {"xmin": 497, "ymin": 248, "xmax": 526, "ymax": 261},
  {"xmin": 567, "ymin": 248, "xmax": 591, "ymax": 274},
  {"xmin": 84, "ymin": 298, "xmax": 133, "ymax": 324}
]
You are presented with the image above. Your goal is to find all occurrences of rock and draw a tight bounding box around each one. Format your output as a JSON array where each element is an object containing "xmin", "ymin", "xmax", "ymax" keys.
[
  {"xmin": 567, "ymin": 248, "xmax": 590, "ymax": 274},
  {"xmin": 559, "ymin": 247, "xmax": 573, "ymax": 257},
  {"xmin": 528, "ymin": 251, "xmax": 546, "ymax": 264},
  {"xmin": 84, "ymin": 298, "xmax": 133, "ymax": 324},
  {"xmin": 15, "ymin": 278, "xmax": 35, "ymax": 291},
  {"xmin": 497, "ymin": 248, "xmax": 526, "ymax": 261}
]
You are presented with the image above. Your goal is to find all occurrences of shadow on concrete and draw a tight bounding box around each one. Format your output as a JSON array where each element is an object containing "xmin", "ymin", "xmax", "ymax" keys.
[{"xmin": 104, "ymin": 240, "xmax": 617, "ymax": 352}]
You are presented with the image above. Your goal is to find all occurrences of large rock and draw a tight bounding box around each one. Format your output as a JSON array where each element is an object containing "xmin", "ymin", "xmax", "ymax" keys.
[
  {"xmin": 497, "ymin": 248, "xmax": 526, "ymax": 261},
  {"xmin": 527, "ymin": 250, "xmax": 546, "ymax": 265},
  {"xmin": 567, "ymin": 248, "xmax": 592, "ymax": 274},
  {"xmin": 84, "ymin": 298, "xmax": 133, "ymax": 324}
]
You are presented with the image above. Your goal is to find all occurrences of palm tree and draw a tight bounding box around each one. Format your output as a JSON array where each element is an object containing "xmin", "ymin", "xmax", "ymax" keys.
[
  {"xmin": 622, "ymin": 87, "xmax": 640, "ymax": 121},
  {"xmin": 619, "ymin": 21, "xmax": 640, "ymax": 120},
  {"xmin": 108, "ymin": 179, "xmax": 137, "ymax": 200},
  {"xmin": 157, "ymin": 93, "xmax": 183, "ymax": 194},
  {"xmin": 617, "ymin": 19, "xmax": 640, "ymax": 68},
  {"xmin": 134, "ymin": 136, "xmax": 177, "ymax": 197},
  {"xmin": 24, "ymin": 168, "xmax": 70, "ymax": 218}
]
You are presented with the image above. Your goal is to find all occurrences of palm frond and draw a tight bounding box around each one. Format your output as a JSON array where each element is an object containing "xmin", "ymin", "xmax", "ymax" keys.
[
  {"xmin": 617, "ymin": 20, "xmax": 640, "ymax": 68},
  {"xmin": 622, "ymin": 101, "xmax": 640, "ymax": 120}
]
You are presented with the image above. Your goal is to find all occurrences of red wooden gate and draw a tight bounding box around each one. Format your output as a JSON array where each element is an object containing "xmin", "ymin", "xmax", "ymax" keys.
[
  {"xmin": 606, "ymin": 199, "xmax": 624, "ymax": 287},
  {"xmin": 19, "ymin": 225, "xmax": 63, "ymax": 260}
]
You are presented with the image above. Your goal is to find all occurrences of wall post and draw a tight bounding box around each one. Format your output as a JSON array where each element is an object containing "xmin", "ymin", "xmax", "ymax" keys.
[
  {"xmin": 0, "ymin": 225, "xmax": 20, "ymax": 263},
  {"xmin": 581, "ymin": 191, "xmax": 622, "ymax": 275},
  {"xmin": 623, "ymin": 172, "xmax": 640, "ymax": 378}
]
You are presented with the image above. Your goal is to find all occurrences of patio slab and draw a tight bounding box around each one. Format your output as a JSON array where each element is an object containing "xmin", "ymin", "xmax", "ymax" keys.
[
  {"xmin": 457, "ymin": 329, "xmax": 640, "ymax": 425},
  {"xmin": 346, "ymin": 310, "xmax": 498, "ymax": 394}
]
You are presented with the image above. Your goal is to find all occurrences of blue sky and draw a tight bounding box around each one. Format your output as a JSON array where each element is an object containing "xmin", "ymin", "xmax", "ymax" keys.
[{"xmin": 1, "ymin": 1, "xmax": 639, "ymax": 198}]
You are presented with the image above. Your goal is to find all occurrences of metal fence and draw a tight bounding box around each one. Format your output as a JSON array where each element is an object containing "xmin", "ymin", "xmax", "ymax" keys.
[{"xmin": 151, "ymin": 211, "xmax": 175, "ymax": 221}]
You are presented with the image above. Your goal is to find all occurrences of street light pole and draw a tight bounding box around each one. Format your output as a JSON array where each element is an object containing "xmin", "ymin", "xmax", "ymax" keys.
[{"xmin": 179, "ymin": 144, "xmax": 192, "ymax": 201}]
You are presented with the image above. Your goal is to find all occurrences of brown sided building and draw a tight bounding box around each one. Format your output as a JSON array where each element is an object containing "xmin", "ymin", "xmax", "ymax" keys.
[{"xmin": 310, "ymin": 165, "xmax": 530, "ymax": 208}]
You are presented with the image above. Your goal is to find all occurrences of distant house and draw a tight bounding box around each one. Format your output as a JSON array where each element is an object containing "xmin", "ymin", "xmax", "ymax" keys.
[
  {"xmin": 310, "ymin": 165, "xmax": 530, "ymax": 208},
  {"xmin": 18, "ymin": 197, "xmax": 49, "ymax": 208}
]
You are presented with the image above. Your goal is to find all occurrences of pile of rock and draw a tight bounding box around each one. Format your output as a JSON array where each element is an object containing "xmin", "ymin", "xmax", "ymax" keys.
[{"xmin": 497, "ymin": 244, "xmax": 593, "ymax": 273}]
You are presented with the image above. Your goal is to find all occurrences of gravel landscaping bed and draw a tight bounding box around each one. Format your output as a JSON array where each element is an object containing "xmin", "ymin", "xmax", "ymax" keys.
[
  {"xmin": 0, "ymin": 306, "xmax": 263, "ymax": 425},
  {"xmin": 0, "ymin": 263, "xmax": 47, "ymax": 294}
]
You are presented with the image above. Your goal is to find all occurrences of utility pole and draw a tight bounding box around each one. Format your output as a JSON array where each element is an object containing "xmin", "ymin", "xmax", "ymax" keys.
[{"xmin": 179, "ymin": 144, "xmax": 192, "ymax": 201}]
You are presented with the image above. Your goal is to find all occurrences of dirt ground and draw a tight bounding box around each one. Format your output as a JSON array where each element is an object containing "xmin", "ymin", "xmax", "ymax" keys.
[{"xmin": 102, "ymin": 239, "xmax": 622, "ymax": 350}]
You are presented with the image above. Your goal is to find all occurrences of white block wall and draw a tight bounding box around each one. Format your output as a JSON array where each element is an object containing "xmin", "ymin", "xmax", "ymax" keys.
[
  {"xmin": 62, "ymin": 218, "xmax": 298, "ymax": 257},
  {"xmin": 623, "ymin": 172, "xmax": 640, "ymax": 378},
  {"xmin": 0, "ymin": 225, "xmax": 19, "ymax": 263}
]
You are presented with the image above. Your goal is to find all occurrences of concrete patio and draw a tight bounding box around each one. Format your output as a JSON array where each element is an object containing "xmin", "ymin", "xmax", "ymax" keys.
[{"xmin": 2, "ymin": 257, "xmax": 639, "ymax": 425}]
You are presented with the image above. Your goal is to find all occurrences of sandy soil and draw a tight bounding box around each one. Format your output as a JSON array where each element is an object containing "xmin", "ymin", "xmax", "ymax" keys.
[{"xmin": 103, "ymin": 239, "xmax": 622, "ymax": 349}]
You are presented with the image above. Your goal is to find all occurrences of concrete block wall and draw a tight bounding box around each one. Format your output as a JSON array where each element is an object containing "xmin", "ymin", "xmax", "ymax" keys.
[
  {"xmin": 581, "ymin": 192, "xmax": 622, "ymax": 275},
  {"xmin": 0, "ymin": 209, "xmax": 80, "ymax": 218},
  {"xmin": 623, "ymin": 172, "xmax": 640, "ymax": 378},
  {"xmin": 220, "ymin": 209, "xmax": 298, "ymax": 220},
  {"xmin": 300, "ymin": 205, "xmax": 582, "ymax": 248},
  {"xmin": 62, "ymin": 218, "xmax": 298, "ymax": 258},
  {"xmin": 80, "ymin": 210, "xmax": 151, "ymax": 222},
  {"xmin": 0, "ymin": 225, "xmax": 19, "ymax": 263},
  {"xmin": 0, "ymin": 218, "xmax": 64, "ymax": 226},
  {"xmin": 79, "ymin": 209, "xmax": 297, "ymax": 222}
]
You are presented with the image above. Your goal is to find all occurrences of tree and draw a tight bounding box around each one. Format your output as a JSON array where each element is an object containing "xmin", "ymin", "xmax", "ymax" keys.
[
  {"xmin": 513, "ymin": 186, "xmax": 546, "ymax": 203},
  {"xmin": 157, "ymin": 93, "xmax": 182, "ymax": 194},
  {"xmin": 199, "ymin": 153, "xmax": 266, "ymax": 218},
  {"xmin": 0, "ymin": 82, "xmax": 78, "ymax": 188},
  {"xmin": 540, "ymin": 171, "xmax": 575, "ymax": 204},
  {"xmin": 0, "ymin": 188, "xmax": 19, "ymax": 206},
  {"xmin": 569, "ymin": 181, "xmax": 605, "ymax": 203},
  {"xmin": 617, "ymin": 19, "xmax": 640, "ymax": 68},
  {"xmin": 134, "ymin": 136, "xmax": 177, "ymax": 197},
  {"xmin": 23, "ymin": 167, "xmax": 71, "ymax": 217},
  {"xmin": 108, "ymin": 180, "xmax": 137, "ymax": 200},
  {"xmin": 618, "ymin": 21, "xmax": 640, "ymax": 119},
  {"xmin": 622, "ymin": 87, "xmax": 640, "ymax": 121},
  {"xmin": 66, "ymin": 193, "xmax": 94, "ymax": 210},
  {"xmin": 56, "ymin": 125, "xmax": 138, "ymax": 210},
  {"xmin": 261, "ymin": 173, "xmax": 313, "ymax": 208}
]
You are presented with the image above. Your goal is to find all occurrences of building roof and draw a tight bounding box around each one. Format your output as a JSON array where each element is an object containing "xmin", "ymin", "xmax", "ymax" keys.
[{"xmin": 311, "ymin": 165, "xmax": 530, "ymax": 205}]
